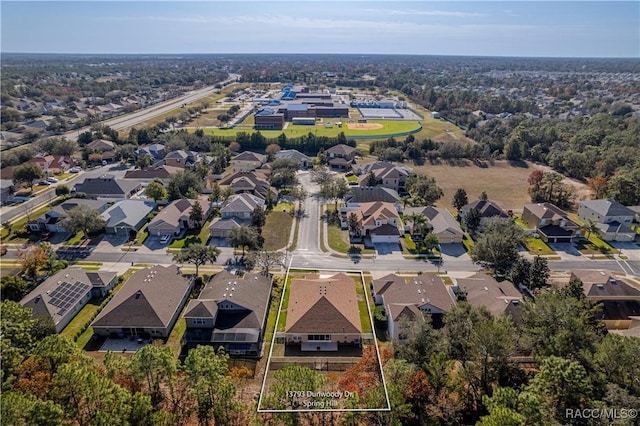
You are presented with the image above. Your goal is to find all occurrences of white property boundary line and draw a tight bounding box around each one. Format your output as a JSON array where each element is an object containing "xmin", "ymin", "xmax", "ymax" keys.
[{"xmin": 257, "ymin": 265, "xmax": 391, "ymax": 413}]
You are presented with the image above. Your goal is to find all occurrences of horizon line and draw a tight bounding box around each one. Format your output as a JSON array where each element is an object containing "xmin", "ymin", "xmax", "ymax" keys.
[{"xmin": 2, "ymin": 51, "xmax": 638, "ymax": 60}]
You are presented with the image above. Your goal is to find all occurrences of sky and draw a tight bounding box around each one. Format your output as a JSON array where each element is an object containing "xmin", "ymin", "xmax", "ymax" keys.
[{"xmin": 1, "ymin": 1, "xmax": 639, "ymax": 58}]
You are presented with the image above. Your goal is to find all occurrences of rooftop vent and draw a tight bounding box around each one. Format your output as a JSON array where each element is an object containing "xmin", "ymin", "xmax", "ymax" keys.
[{"xmin": 597, "ymin": 284, "xmax": 605, "ymax": 290}]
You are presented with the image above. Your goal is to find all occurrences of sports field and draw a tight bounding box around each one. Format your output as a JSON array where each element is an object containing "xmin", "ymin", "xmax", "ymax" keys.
[{"xmin": 194, "ymin": 119, "xmax": 421, "ymax": 139}]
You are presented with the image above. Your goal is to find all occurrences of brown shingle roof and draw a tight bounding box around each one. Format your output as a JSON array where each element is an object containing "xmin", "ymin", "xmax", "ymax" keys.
[
  {"xmin": 373, "ymin": 273, "xmax": 454, "ymax": 312},
  {"xmin": 456, "ymin": 273, "xmax": 522, "ymax": 317},
  {"xmin": 286, "ymin": 273, "xmax": 361, "ymax": 334},
  {"xmin": 91, "ymin": 265, "xmax": 191, "ymax": 330}
]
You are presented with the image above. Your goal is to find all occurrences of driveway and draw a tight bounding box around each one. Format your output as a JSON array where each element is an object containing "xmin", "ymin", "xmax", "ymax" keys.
[
  {"xmin": 374, "ymin": 242, "xmax": 402, "ymax": 256},
  {"xmin": 549, "ymin": 242, "xmax": 582, "ymax": 258},
  {"xmin": 98, "ymin": 232, "xmax": 129, "ymax": 249},
  {"xmin": 144, "ymin": 235, "xmax": 171, "ymax": 251},
  {"xmin": 612, "ymin": 241, "xmax": 640, "ymax": 261},
  {"xmin": 209, "ymin": 237, "xmax": 231, "ymax": 248},
  {"xmin": 439, "ymin": 243, "xmax": 467, "ymax": 258}
]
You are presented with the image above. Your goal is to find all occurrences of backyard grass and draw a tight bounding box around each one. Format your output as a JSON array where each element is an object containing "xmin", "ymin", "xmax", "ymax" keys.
[
  {"xmin": 264, "ymin": 275, "xmax": 285, "ymax": 342},
  {"xmin": 523, "ymin": 237, "xmax": 556, "ymax": 255},
  {"xmin": 327, "ymin": 224, "xmax": 350, "ymax": 253},
  {"xmin": 275, "ymin": 276, "xmax": 293, "ymax": 333},
  {"xmin": 263, "ymin": 211, "xmax": 293, "ymax": 251},
  {"xmin": 166, "ymin": 317, "xmax": 186, "ymax": 358}
]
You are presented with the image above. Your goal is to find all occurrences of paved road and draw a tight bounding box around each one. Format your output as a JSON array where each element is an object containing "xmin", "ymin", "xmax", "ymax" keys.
[
  {"xmin": 0, "ymin": 164, "xmax": 132, "ymax": 224},
  {"xmin": 295, "ymin": 171, "xmax": 322, "ymax": 254},
  {"xmin": 62, "ymin": 73, "xmax": 241, "ymax": 142}
]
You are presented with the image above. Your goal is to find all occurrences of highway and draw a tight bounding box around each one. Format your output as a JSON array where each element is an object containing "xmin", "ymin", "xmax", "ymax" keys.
[{"xmin": 63, "ymin": 73, "xmax": 241, "ymax": 141}]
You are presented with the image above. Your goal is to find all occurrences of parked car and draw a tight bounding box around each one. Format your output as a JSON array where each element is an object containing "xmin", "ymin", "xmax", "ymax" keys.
[
  {"xmin": 38, "ymin": 180, "xmax": 52, "ymax": 186},
  {"xmin": 102, "ymin": 160, "xmax": 108, "ymax": 166},
  {"xmin": 46, "ymin": 177, "xmax": 59, "ymax": 183},
  {"xmin": 69, "ymin": 167, "xmax": 81, "ymax": 173}
]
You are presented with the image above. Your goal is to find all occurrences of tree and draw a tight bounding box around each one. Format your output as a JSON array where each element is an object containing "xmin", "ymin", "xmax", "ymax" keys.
[
  {"xmin": 54, "ymin": 184, "xmax": 70, "ymax": 196},
  {"xmin": 452, "ymin": 188, "xmax": 468, "ymax": 211},
  {"xmin": 189, "ymin": 200, "xmax": 204, "ymax": 226},
  {"xmin": 464, "ymin": 207, "xmax": 482, "ymax": 235},
  {"xmin": 529, "ymin": 255, "xmax": 550, "ymax": 290},
  {"xmin": 582, "ymin": 219, "xmax": 600, "ymax": 240},
  {"xmin": 263, "ymin": 365, "xmax": 325, "ymax": 410},
  {"xmin": 422, "ymin": 233, "xmax": 440, "ymax": 254},
  {"xmin": 183, "ymin": 345, "xmax": 239, "ymax": 426},
  {"xmin": 1, "ymin": 276, "xmax": 29, "ymax": 301},
  {"xmin": 251, "ymin": 206, "xmax": 266, "ymax": 231},
  {"xmin": 128, "ymin": 343, "xmax": 178, "ymax": 408},
  {"xmin": 13, "ymin": 163, "xmax": 44, "ymax": 191},
  {"xmin": 209, "ymin": 181, "xmax": 221, "ymax": 204},
  {"xmin": 520, "ymin": 291, "xmax": 605, "ymax": 362},
  {"xmin": 115, "ymin": 144, "xmax": 136, "ymax": 162},
  {"xmin": 61, "ymin": 205, "xmax": 105, "ymax": 238},
  {"xmin": 247, "ymin": 250, "xmax": 284, "ymax": 275},
  {"xmin": 347, "ymin": 212, "xmax": 361, "ymax": 239},
  {"xmin": 167, "ymin": 170, "xmax": 202, "ymax": 200},
  {"xmin": 289, "ymin": 185, "xmax": 307, "ymax": 217},
  {"xmin": 406, "ymin": 174, "xmax": 444, "ymax": 205},
  {"xmin": 310, "ymin": 166, "xmax": 333, "ymax": 186},
  {"xmin": 18, "ymin": 243, "xmax": 49, "ymax": 281},
  {"xmin": 364, "ymin": 172, "xmax": 377, "ymax": 187},
  {"xmin": 479, "ymin": 191, "xmax": 488, "ymax": 201},
  {"xmin": 172, "ymin": 243, "xmax": 220, "ymax": 277},
  {"xmin": 525, "ymin": 356, "xmax": 593, "ymax": 422},
  {"xmin": 143, "ymin": 181, "xmax": 167, "ymax": 201},
  {"xmin": 265, "ymin": 143, "xmax": 281, "ymax": 160},
  {"xmin": 136, "ymin": 154, "xmax": 152, "ymax": 169},
  {"xmin": 227, "ymin": 225, "xmax": 258, "ymax": 256},
  {"xmin": 1, "ymin": 391, "xmax": 66, "ymax": 426},
  {"xmin": 470, "ymin": 217, "xmax": 524, "ymax": 275},
  {"xmin": 587, "ymin": 176, "xmax": 608, "ymax": 199}
]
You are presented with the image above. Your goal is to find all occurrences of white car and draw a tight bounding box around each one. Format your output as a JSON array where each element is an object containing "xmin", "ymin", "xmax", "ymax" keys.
[
  {"xmin": 38, "ymin": 180, "xmax": 52, "ymax": 186},
  {"xmin": 46, "ymin": 177, "xmax": 59, "ymax": 183},
  {"xmin": 69, "ymin": 167, "xmax": 81, "ymax": 173}
]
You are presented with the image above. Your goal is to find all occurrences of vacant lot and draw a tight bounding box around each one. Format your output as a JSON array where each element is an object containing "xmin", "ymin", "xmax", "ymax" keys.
[{"xmin": 413, "ymin": 160, "xmax": 591, "ymax": 211}]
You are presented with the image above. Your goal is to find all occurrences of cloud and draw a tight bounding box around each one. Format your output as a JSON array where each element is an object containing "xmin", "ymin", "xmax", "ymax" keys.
[{"xmin": 362, "ymin": 8, "xmax": 487, "ymax": 18}]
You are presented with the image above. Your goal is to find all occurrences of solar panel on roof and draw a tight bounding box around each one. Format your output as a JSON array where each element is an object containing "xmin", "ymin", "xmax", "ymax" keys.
[{"xmin": 48, "ymin": 281, "xmax": 91, "ymax": 311}]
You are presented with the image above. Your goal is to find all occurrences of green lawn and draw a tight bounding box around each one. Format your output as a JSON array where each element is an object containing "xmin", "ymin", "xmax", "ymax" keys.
[
  {"xmin": 523, "ymin": 237, "xmax": 556, "ymax": 255},
  {"xmin": 196, "ymin": 119, "xmax": 421, "ymax": 140},
  {"xmin": 462, "ymin": 233, "xmax": 474, "ymax": 252},
  {"xmin": 327, "ymin": 224, "xmax": 350, "ymax": 253},
  {"xmin": 64, "ymin": 231, "xmax": 85, "ymax": 245},
  {"xmin": 133, "ymin": 226, "xmax": 149, "ymax": 246},
  {"xmin": 168, "ymin": 219, "xmax": 212, "ymax": 248},
  {"xmin": 347, "ymin": 175, "xmax": 358, "ymax": 182},
  {"xmin": 263, "ymin": 211, "xmax": 293, "ymax": 251},
  {"xmin": 1, "ymin": 202, "xmax": 58, "ymax": 241},
  {"xmin": 264, "ymin": 275, "xmax": 285, "ymax": 341},
  {"xmin": 276, "ymin": 277, "xmax": 293, "ymax": 333},
  {"xmin": 166, "ymin": 317, "xmax": 186, "ymax": 358},
  {"xmin": 354, "ymin": 275, "xmax": 373, "ymax": 334}
]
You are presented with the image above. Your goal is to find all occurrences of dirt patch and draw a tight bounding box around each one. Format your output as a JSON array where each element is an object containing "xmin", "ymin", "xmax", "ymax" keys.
[{"xmin": 346, "ymin": 123, "xmax": 384, "ymax": 130}]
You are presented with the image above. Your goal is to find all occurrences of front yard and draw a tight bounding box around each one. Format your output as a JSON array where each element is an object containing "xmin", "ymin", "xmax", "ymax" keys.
[
  {"xmin": 263, "ymin": 210, "xmax": 293, "ymax": 251},
  {"xmin": 523, "ymin": 237, "xmax": 556, "ymax": 255},
  {"xmin": 168, "ymin": 219, "xmax": 213, "ymax": 248}
]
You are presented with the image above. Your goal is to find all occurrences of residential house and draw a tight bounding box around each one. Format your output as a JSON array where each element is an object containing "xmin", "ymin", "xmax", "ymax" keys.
[
  {"xmin": 628, "ymin": 206, "xmax": 640, "ymax": 222},
  {"xmin": 522, "ymin": 202, "xmax": 580, "ymax": 243},
  {"xmin": 101, "ymin": 199, "xmax": 156, "ymax": 234},
  {"xmin": 454, "ymin": 273, "xmax": 523, "ymax": 322},
  {"xmin": 344, "ymin": 187, "xmax": 401, "ymax": 211},
  {"xmin": 570, "ymin": 270, "xmax": 640, "ymax": 329},
  {"xmin": 285, "ymin": 273, "xmax": 362, "ymax": 351},
  {"xmin": 217, "ymin": 171, "xmax": 277, "ymax": 201},
  {"xmin": 209, "ymin": 193, "xmax": 265, "ymax": 238},
  {"xmin": 85, "ymin": 139, "xmax": 116, "ymax": 162},
  {"xmin": 344, "ymin": 201, "xmax": 402, "ymax": 243},
  {"xmin": 1, "ymin": 179, "xmax": 15, "ymax": 203},
  {"xmin": 164, "ymin": 150, "xmax": 199, "ymax": 168},
  {"xmin": 231, "ymin": 151, "xmax": 267, "ymax": 172},
  {"xmin": 21, "ymin": 268, "xmax": 117, "ymax": 333},
  {"xmin": 404, "ymin": 206, "xmax": 464, "ymax": 244},
  {"xmin": 354, "ymin": 162, "xmax": 412, "ymax": 194},
  {"xmin": 74, "ymin": 175, "xmax": 142, "ymax": 199},
  {"xmin": 137, "ymin": 144, "xmax": 165, "ymax": 159},
  {"xmin": 326, "ymin": 144, "xmax": 358, "ymax": 171},
  {"xmin": 372, "ymin": 273, "xmax": 454, "ymax": 338},
  {"xmin": 577, "ymin": 199, "xmax": 636, "ymax": 241},
  {"xmin": 183, "ymin": 270, "xmax": 272, "ymax": 356},
  {"xmin": 91, "ymin": 265, "xmax": 193, "ymax": 339},
  {"xmin": 274, "ymin": 149, "xmax": 312, "ymax": 169},
  {"xmin": 26, "ymin": 155, "xmax": 72, "ymax": 175},
  {"xmin": 460, "ymin": 199, "xmax": 510, "ymax": 220},
  {"xmin": 27, "ymin": 199, "xmax": 110, "ymax": 233},
  {"xmin": 148, "ymin": 198, "xmax": 211, "ymax": 237},
  {"xmin": 123, "ymin": 165, "xmax": 183, "ymax": 185}
]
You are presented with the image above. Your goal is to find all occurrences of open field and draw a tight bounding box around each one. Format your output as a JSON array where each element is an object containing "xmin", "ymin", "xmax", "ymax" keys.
[
  {"xmin": 412, "ymin": 160, "xmax": 591, "ymax": 211},
  {"xmin": 196, "ymin": 119, "xmax": 421, "ymax": 139}
]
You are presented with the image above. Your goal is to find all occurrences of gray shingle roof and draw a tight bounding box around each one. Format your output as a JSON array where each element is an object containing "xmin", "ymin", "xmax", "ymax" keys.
[
  {"xmin": 101, "ymin": 200, "xmax": 155, "ymax": 228},
  {"xmin": 579, "ymin": 199, "xmax": 635, "ymax": 218}
]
